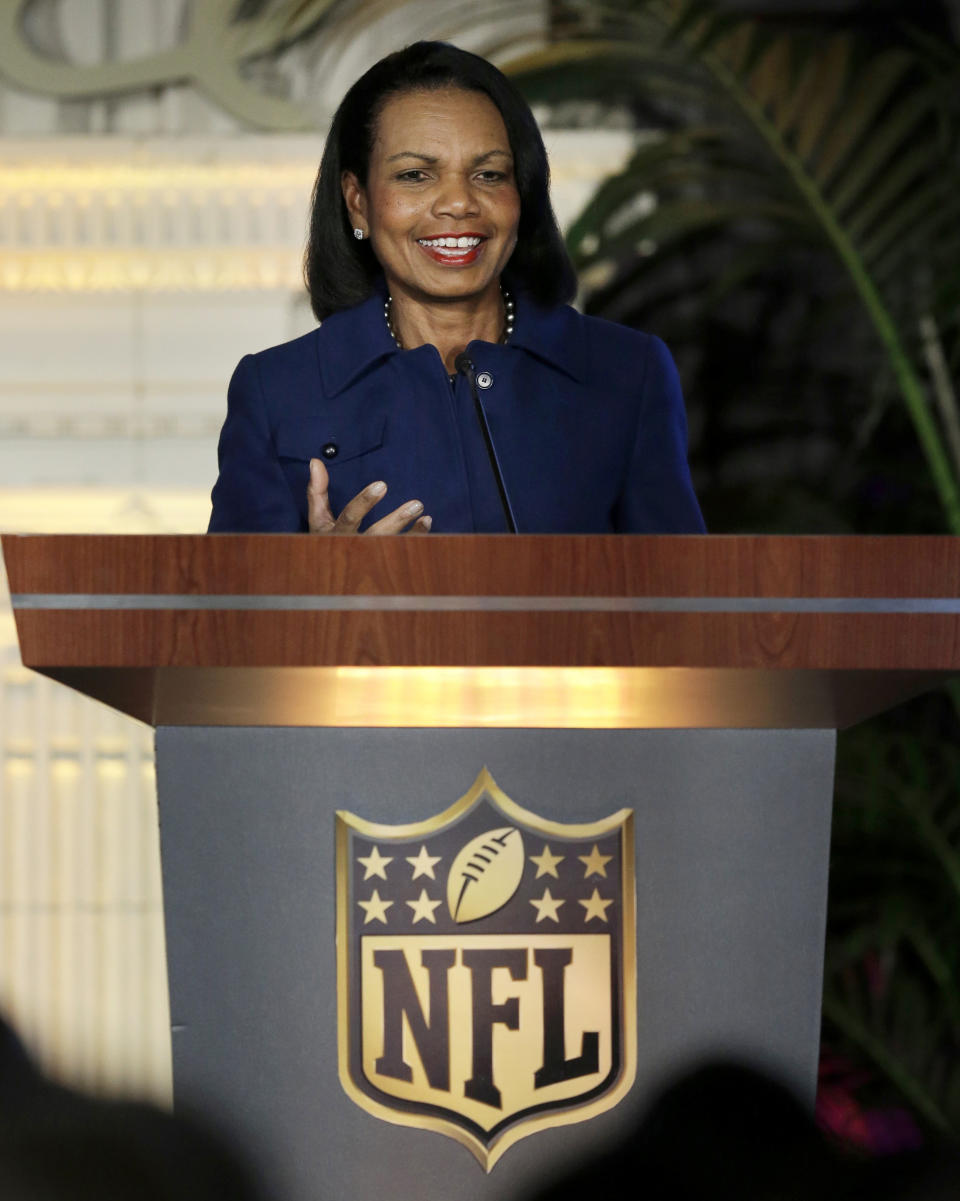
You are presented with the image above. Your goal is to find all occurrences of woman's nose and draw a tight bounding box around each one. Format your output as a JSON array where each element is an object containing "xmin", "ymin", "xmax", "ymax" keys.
[{"xmin": 432, "ymin": 174, "xmax": 479, "ymax": 217}]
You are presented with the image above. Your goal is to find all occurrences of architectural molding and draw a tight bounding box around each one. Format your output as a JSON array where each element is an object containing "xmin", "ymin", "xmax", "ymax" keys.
[
  {"xmin": 0, "ymin": 0, "xmax": 336, "ymax": 130},
  {"xmin": 0, "ymin": 133, "xmax": 634, "ymax": 293},
  {"xmin": 0, "ymin": 248, "xmax": 305, "ymax": 293},
  {"xmin": 0, "ymin": 0, "xmax": 552, "ymax": 135}
]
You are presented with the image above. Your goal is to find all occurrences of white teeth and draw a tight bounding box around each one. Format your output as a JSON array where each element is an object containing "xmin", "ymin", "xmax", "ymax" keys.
[{"xmin": 419, "ymin": 236, "xmax": 482, "ymax": 249}]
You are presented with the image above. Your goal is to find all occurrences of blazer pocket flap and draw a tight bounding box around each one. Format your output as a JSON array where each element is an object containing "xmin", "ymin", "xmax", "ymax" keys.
[{"xmin": 275, "ymin": 414, "xmax": 387, "ymax": 465}]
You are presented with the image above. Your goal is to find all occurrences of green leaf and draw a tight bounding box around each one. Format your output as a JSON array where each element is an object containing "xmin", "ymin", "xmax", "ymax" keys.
[
  {"xmin": 745, "ymin": 36, "xmax": 796, "ymax": 115},
  {"xmin": 900, "ymin": 797, "xmax": 960, "ymax": 910},
  {"xmin": 565, "ymin": 127, "xmax": 727, "ymax": 250},
  {"xmin": 813, "ymin": 49, "xmax": 915, "ymax": 189},
  {"xmin": 716, "ymin": 20, "xmax": 771, "ymax": 81},
  {"xmin": 789, "ymin": 36, "xmax": 851, "ymax": 161},
  {"xmin": 827, "ymin": 87, "xmax": 938, "ymax": 220},
  {"xmin": 700, "ymin": 239, "xmax": 809, "ymax": 304},
  {"xmin": 860, "ymin": 178, "xmax": 955, "ymax": 266},
  {"xmin": 844, "ymin": 144, "xmax": 942, "ymax": 245},
  {"xmin": 823, "ymin": 992, "xmax": 952, "ymax": 1134},
  {"xmin": 658, "ymin": 0, "xmax": 720, "ymax": 51},
  {"xmin": 674, "ymin": 7, "xmax": 751, "ymax": 63},
  {"xmin": 601, "ymin": 196, "xmax": 806, "ymax": 252}
]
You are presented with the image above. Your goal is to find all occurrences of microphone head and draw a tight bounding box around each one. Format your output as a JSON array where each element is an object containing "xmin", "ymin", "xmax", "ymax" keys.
[{"xmin": 454, "ymin": 352, "xmax": 475, "ymax": 376}]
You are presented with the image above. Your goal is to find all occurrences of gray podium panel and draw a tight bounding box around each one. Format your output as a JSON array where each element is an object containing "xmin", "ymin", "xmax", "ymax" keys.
[{"xmin": 155, "ymin": 728, "xmax": 835, "ymax": 1201}]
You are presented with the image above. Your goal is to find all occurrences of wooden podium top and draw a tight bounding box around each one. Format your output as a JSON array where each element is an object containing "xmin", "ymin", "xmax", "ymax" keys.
[{"xmin": 3, "ymin": 533, "xmax": 959, "ymax": 728}]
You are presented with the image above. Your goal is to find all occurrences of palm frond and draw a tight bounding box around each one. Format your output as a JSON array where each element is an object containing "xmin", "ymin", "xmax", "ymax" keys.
[
  {"xmin": 822, "ymin": 720, "xmax": 960, "ymax": 1134},
  {"xmin": 507, "ymin": 0, "xmax": 960, "ymax": 531}
]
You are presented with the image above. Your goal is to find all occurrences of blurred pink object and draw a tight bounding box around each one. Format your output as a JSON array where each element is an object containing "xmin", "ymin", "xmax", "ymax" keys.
[{"xmin": 816, "ymin": 1051, "xmax": 923, "ymax": 1154}]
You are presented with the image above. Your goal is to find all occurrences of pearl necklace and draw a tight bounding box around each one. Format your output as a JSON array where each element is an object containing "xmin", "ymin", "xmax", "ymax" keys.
[{"xmin": 384, "ymin": 288, "xmax": 515, "ymax": 350}]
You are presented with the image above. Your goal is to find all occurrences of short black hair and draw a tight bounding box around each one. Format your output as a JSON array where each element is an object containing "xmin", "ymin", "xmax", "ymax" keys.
[{"xmin": 304, "ymin": 41, "xmax": 577, "ymax": 320}]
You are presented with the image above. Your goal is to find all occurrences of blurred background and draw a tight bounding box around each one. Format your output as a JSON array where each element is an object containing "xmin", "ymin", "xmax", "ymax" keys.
[{"xmin": 1, "ymin": 0, "xmax": 959, "ymax": 1157}]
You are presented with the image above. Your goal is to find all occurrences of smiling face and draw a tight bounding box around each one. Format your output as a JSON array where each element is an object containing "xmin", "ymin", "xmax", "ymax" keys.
[{"xmin": 342, "ymin": 86, "xmax": 521, "ymax": 306}]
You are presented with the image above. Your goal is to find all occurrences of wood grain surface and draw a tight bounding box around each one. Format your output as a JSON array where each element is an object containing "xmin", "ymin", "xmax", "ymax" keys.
[
  {"xmin": 7, "ymin": 610, "xmax": 960, "ymax": 670},
  {"xmin": 3, "ymin": 534, "xmax": 958, "ymax": 727},
  {"xmin": 4, "ymin": 533, "xmax": 960, "ymax": 597}
]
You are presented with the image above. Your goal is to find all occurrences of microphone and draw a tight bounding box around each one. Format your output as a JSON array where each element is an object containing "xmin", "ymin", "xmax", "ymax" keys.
[{"xmin": 454, "ymin": 352, "xmax": 518, "ymax": 534}]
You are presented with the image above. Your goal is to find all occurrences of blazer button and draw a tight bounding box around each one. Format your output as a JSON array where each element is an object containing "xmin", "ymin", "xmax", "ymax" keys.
[{"xmin": 321, "ymin": 441, "xmax": 338, "ymax": 459}]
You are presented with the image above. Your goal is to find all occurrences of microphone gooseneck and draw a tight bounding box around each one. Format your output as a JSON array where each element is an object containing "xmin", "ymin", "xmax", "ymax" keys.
[{"xmin": 454, "ymin": 354, "xmax": 518, "ymax": 534}]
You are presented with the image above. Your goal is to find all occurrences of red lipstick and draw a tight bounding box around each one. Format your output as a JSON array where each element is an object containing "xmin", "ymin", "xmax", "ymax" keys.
[{"xmin": 416, "ymin": 233, "xmax": 487, "ymax": 267}]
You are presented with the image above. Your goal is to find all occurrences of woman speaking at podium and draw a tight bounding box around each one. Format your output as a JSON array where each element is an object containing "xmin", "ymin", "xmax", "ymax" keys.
[{"xmin": 208, "ymin": 41, "xmax": 705, "ymax": 535}]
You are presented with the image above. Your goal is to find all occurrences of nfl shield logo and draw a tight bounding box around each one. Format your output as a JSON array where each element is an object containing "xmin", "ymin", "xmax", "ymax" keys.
[{"xmin": 335, "ymin": 769, "xmax": 636, "ymax": 1170}]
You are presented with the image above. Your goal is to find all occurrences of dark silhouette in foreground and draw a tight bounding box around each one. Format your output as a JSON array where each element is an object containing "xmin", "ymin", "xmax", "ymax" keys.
[
  {"xmin": 526, "ymin": 1063, "xmax": 960, "ymax": 1201},
  {"xmin": 0, "ymin": 1013, "xmax": 268, "ymax": 1201}
]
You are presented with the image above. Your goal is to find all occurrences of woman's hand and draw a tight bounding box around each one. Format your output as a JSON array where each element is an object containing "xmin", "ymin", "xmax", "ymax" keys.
[{"xmin": 308, "ymin": 458, "xmax": 432, "ymax": 534}]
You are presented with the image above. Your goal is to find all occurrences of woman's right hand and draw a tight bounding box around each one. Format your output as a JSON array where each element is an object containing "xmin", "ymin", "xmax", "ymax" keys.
[{"xmin": 307, "ymin": 458, "xmax": 432, "ymax": 534}]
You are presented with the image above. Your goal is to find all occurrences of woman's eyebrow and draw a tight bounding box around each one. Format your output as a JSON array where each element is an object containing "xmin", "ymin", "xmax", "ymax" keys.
[
  {"xmin": 384, "ymin": 149, "xmax": 513, "ymax": 164},
  {"xmin": 472, "ymin": 150, "xmax": 512, "ymax": 165},
  {"xmin": 386, "ymin": 151, "xmax": 438, "ymax": 163}
]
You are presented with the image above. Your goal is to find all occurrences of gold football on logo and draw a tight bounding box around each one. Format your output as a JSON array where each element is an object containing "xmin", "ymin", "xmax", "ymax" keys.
[{"xmin": 447, "ymin": 827, "xmax": 524, "ymax": 922}]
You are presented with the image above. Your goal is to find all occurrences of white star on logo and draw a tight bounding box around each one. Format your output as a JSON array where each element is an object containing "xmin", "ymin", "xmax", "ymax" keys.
[
  {"xmin": 357, "ymin": 846, "xmax": 393, "ymax": 880},
  {"xmin": 357, "ymin": 889, "xmax": 393, "ymax": 925},
  {"xmin": 406, "ymin": 845, "xmax": 442, "ymax": 880},
  {"xmin": 529, "ymin": 844, "xmax": 564, "ymax": 878},
  {"xmin": 578, "ymin": 845, "xmax": 612, "ymax": 879},
  {"xmin": 406, "ymin": 889, "xmax": 442, "ymax": 924},
  {"xmin": 530, "ymin": 887, "xmax": 565, "ymax": 923},
  {"xmin": 579, "ymin": 888, "xmax": 613, "ymax": 923}
]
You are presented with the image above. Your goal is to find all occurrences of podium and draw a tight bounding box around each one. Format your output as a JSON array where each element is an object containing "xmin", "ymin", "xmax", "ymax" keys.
[{"xmin": 4, "ymin": 533, "xmax": 959, "ymax": 1201}]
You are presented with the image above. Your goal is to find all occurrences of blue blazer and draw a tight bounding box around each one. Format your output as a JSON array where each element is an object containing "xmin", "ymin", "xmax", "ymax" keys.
[{"xmin": 208, "ymin": 288, "xmax": 705, "ymax": 534}]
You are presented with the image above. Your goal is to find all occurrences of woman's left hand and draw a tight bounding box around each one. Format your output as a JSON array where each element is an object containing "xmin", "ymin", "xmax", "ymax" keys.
[{"xmin": 307, "ymin": 458, "xmax": 432, "ymax": 534}]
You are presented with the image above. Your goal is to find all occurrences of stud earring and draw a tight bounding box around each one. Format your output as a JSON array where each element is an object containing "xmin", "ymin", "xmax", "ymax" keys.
[{"xmin": 353, "ymin": 228, "xmax": 365, "ymax": 240}]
